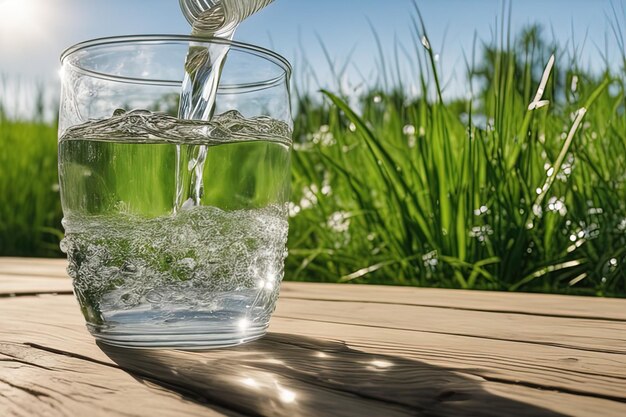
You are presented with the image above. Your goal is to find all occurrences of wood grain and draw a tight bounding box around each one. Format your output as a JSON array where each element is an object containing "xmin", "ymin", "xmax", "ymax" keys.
[
  {"xmin": 1, "ymin": 257, "xmax": 625, "ymax": 321},
  {"xmin": 274, "ymin": 299, "xmax": 626, "ymax": 354},
  {"xmin": 0, "ymin": 274, "xmax": 72, "ymax": 296},
  {"xmin": 0, "ymin": 345, "xmax": 236, "ymax": 417},
  {"xmin": 1, "ymin": 258, "xmax": 626, "ymax": 416},
  {"xmin": 280, "ymin": 282, "xmax": 626, "ymax": 321},
  {"xmin": 0, "ymin": 258, "xmax": 68, "ymax": 278},
  {"xmin": 1, "ymin": 295, "xmax": 625, "ymax": 416}
]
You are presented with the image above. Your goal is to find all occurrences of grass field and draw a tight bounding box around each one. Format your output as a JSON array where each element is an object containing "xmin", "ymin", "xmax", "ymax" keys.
[
  {"xmin": 0, "ymin": 115, "xmax": 62, "ymax": 257},
  {"xmin": 1, "ymin": 18, "xmax": 625, "ymax": 296}
]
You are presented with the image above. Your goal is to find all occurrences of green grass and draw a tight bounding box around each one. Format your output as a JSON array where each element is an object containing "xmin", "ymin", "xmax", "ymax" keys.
[
  {"xmin": 1, "ymin": 14, "xmax": 625, "ymax": 296},
  {"xmin": 0, "ymin": 116, "xmax": 62, "ymax": 256},
  {"xmin": 286, "ymin": 16, "xmax": 626, "ymax": 296}
]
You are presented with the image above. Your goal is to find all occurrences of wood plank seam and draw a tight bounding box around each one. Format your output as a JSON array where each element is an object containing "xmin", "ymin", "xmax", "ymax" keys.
[
  {"xmin": 279, "ymin": 296, "xmax": 626, "ymax": 323},
  {"xmin": 16, "ymin": 341, "xmax": 416, "ymax": 416},
  {"xmin": 465, "ymin": 372, "xmax": 626, "ymax": 404},
  {"xmin": 273, "ymin": 315, "xmax": 626, "ymax": 355},
  {"xmin": 0, "ymin": 291, "xmax": 74, "ymax": 298},
  {"xmin": 261, "ymin": 330, "xmax": 626, "ymax": 403},
  {"xmin": 2, "ymin": 342, "xmax": 249, "ymax": 417},
  {"xmin": 26, "ymin": 333, "xmax": 626, "ymax": 405},
  {"xmin": 263, "ymin": 337, "xmax": 626, "ymax": 385}
]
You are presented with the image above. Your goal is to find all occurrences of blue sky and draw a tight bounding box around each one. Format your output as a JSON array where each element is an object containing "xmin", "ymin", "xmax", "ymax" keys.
[{"xmin": 0, "ymin": 0, "xmax": 623, "ymax": 116}]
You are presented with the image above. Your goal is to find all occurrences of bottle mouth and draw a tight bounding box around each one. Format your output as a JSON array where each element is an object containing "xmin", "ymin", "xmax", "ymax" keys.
[
  {"xmin": 178, "ymin": 0, "xmax": 220, "ymax": 26},
  {"xmin": 60, "ymin": 34, "xmax": 292, "ymax": 92}
]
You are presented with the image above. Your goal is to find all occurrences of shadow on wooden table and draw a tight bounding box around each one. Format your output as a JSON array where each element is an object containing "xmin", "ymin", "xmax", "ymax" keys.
[{"xmin": 98, "ymin": 333, "xmax": 565, "ymax": 417}]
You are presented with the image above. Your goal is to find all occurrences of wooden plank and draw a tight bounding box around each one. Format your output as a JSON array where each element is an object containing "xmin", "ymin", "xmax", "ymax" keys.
[
  {"xmin": 1, "ymin": 295, "xmax": 625, "ymax": 416},
  {"xmin": 1, "ymin": 257, "xmax": 625, "ymax": 321},
  {"xmin": 0, "ymin": 257, "xmax": 67, "ymax": 266},
  {"xmin": 3, "ymin": 293, "xmax": 623, "ymax": 400},
  {"xmin": 0, "ymin": 345, "xmax": 235, "ymax": 417},
  {"xmin": 2, "ymin": 279, "xmax": 624, "ymax": 358},
  {"xmin": 274, "ymin": 299, "xmax": 626, "ymax": 354},
  {"xmin": 280, "ymin": 282, "xmax": 626, "ymax": 321},
  {"xmin": 0, "ymin": 274, "xmax": 72, "ymax": 296},
  {"xmin": 268, "ymin": 318, "xmax": 626, "ymax": 417},
  {"xmin": 0, "ymin": 258, "xmax": 68, "ymax": 278}
]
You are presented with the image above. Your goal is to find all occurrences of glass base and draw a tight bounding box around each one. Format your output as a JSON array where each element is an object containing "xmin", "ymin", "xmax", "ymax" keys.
[{"xmin": 88, "ymin": 320, "xmax": 268, "ymax": 350}]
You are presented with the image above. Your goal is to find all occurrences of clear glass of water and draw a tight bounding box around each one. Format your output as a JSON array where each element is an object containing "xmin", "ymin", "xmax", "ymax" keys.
[{"xmin": 58, "ymin": 36, "xmax": 292, "ymax": 349}]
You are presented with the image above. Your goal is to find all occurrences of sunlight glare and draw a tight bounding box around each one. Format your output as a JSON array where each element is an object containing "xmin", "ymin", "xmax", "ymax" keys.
[
  {"xmin": 278, "ymin": 387, "xmax": 296, "ymax": 403},
  {"xmin": 0, "ymin": 0, "xmax": 45, "ymax": 40},
  {"xmin": 370, "ymin": 359, "xmax": 393, "ymax": 369},
  {"xmin": 241, "ymin": 377, "xmax": 259, "ymax": 388}
]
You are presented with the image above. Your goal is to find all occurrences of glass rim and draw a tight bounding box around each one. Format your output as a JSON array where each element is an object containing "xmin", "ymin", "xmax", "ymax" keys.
[{"xmin": 60, "ymin": 34, "xmax": 292, "ymax": 90}]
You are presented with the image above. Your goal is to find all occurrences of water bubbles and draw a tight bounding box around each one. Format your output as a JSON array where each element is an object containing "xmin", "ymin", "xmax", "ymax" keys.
[
  {"xmin": 59, "ymin": 238, "xmax": 69, "ymax": 253},
  {"xmin": 61, "ymin": 110, "xmax": 292, "ymax": 147},
  {"xmin": 64, "ymin": 204, "xmax": 288, "ymax": 319}
]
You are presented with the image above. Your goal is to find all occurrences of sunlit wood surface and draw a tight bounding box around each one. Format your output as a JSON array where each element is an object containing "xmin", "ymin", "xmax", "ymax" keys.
[{"xmin": 1, "ymin": 257, "xmax": 625, "ymax": 416}]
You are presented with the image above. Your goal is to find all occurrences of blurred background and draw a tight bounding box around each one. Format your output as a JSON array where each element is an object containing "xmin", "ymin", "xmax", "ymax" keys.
[{"xmin": 1, "ymin": 0, "xmax": 625, "ymax": 296}]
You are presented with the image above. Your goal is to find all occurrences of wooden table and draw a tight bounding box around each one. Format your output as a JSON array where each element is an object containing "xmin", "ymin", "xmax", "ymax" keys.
[{"xmin": 1, "ymin": 257, "xmax": 625, "ymax": 417}]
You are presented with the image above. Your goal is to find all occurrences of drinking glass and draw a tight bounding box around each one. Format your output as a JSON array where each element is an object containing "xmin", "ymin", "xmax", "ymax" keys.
[{"xmin": 58, "ymin": 35, "xmax": 292, "ymax": 349}]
